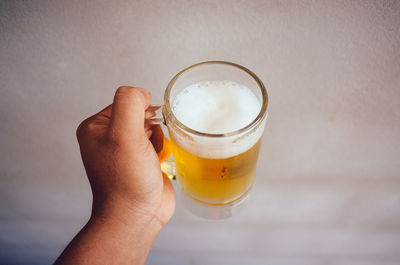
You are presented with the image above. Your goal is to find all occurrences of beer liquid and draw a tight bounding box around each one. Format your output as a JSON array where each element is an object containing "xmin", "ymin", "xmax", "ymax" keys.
[{"xmin": 170, "ymin": 81, "xmax": 262, "ymax": 204}]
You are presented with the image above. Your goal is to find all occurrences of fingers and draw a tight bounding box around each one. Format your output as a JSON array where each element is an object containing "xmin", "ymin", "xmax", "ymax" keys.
[
  {"xmin": 109, "ymin": 86, "xmax": 151, "ymax": 137},
  {"xmin": 144, "ymin": 105, "xmax": 162, "ymax": 132},
  {"xmin": 97, "ymin": 104, "xmax": 112, "ymax": 119},
  {"xmin": 149, "ymin": 125, "xmax": 172, "ymax": 162},
  {"xmin": 149, "ymin": 125, "xmax": 164, "ymax": 153},
  {"xmin": 76, "ymin": 104, "xmax": 113, "ymax": 140},
  {"xmin": 91, "ymin": 104, "xmax": 113, "ymax": 125}
]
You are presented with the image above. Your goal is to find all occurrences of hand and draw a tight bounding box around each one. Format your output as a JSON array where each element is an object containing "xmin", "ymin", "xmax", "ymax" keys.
[
  {"xmin": 76, "ymin": 86, "xmax": 175, "ymax": 226},
  {"xmin": 54, "ymin": 86, "xmax": 174, "ymax": 265}
]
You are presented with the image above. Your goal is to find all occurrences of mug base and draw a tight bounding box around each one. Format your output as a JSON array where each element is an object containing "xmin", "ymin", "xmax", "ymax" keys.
[{"xmin": 181, "ymin": 191, "xmax": 250, "ymax": 220}]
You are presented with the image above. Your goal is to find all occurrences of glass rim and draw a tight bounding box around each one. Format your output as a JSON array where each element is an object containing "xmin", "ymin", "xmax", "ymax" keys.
[{"xmin": 163, "ymin": 61, "xmax": 268, "ymax": 138}]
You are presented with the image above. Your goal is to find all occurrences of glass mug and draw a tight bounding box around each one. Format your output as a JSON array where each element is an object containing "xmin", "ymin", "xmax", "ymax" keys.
[{"xmin": 154, "ymin": 61, "xmax": 268, "ymax": 219}]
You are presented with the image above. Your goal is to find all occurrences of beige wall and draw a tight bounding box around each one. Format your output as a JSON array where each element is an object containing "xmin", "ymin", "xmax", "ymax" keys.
[{"xmin": 1, "ymin": 1, "xmax": 400, "ymax": 264}]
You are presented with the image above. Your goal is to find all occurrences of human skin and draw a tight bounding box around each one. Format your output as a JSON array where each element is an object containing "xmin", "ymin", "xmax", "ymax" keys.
[{"xmin": 54, "ymin": 86, "xmax": 175, "ymax": 265}]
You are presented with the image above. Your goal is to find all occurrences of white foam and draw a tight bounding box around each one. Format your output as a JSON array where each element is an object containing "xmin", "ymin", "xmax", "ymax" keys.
[
  {"xmin": 169, "ymin": 80, "xmax": 266, "ymax": 159},
  {"xmin": 172, "ymin": 81, "xmax": 260, "ymax": 134}
]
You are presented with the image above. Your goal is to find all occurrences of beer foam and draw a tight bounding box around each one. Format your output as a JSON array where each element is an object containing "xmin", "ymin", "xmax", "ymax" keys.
[
  {"xmin": 170, "ymin": 80, "xmax": 266, "ymax": 159},
  {"xmin": 172, "ymin": 81, "xmax": 261, "ymax": 134}
]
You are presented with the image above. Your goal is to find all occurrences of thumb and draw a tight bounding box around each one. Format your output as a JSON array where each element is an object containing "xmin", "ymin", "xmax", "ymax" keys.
[{"xmin": 109, "ymin": 86, "xmax": 151, "ymax": 137}]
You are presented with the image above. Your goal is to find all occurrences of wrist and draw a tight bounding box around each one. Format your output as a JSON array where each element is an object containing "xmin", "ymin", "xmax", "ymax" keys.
[
  {"xmin": 90, "ymin": 195, "xmax": 164, "ymax": 232},
  {"xmin": 75, "ymin": 200, "xmax": 162, "ymax": 265},
  {"xmin": 89, "ymin": 210, "xmax": 163, "ymax": 239}
]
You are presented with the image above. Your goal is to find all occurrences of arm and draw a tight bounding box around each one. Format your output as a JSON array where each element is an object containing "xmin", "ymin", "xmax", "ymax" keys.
[{"xmin": 54, "ymin": 87, "xmax": 175, "ymax": 265}]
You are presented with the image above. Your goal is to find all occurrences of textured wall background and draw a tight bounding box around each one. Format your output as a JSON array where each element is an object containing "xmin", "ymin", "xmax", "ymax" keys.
[{"xmin": 1, "ymin": 1, "xmax": 400, "ymax": 264}]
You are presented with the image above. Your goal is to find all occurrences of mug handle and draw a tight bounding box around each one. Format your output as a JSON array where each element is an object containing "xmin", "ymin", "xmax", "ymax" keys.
[{"xmin": 146, "ymin": 105, "xmax": 176, "ymax": 180}]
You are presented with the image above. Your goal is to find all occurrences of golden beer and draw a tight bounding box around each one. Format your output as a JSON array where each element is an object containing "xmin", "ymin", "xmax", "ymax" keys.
[{"xmin": 170, "ymin": 137, "xmax": 262, "ymax": 204}]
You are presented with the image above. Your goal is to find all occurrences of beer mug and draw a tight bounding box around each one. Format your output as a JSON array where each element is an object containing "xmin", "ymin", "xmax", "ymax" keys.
[{"xmin": 155, "ymin": 61, "xmax": 268, "ymax": 219}]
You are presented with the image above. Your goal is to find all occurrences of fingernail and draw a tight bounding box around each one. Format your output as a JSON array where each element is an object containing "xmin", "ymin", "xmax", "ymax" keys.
[
  {"xmin": 146, "ymin": 129, "xmax": 153, "ymax": 138},
  {"xmin": 145, "ymin": 110, "xmax": 156, "ymax": 119},
  {"xmin": 144, "ymin": 123, "xmax": 151, "ymax": 131}
]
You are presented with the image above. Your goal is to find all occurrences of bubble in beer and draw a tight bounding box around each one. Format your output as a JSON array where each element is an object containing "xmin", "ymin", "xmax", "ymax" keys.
[{"xmin": 172, "ymin": 80, "xmax": 261, "ymax": 134}]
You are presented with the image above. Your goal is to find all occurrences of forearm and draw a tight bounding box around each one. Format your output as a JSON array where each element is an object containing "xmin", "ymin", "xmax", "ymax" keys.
[{"xmin": 54, "ymin": 209, "xmax": 162, "ymax": 265}]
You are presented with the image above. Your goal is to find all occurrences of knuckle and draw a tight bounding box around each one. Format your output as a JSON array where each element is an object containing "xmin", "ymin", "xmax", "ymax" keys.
[
  {"xmin": 76, "ymin": 120, "xmax": 87, "ymax": 139},
  {"xmin": 76, "ymin": 118, "xmax": 95, "ymax": 140}
]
